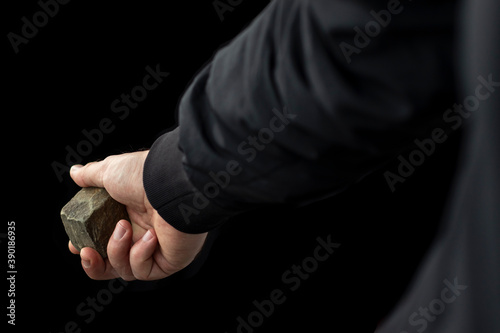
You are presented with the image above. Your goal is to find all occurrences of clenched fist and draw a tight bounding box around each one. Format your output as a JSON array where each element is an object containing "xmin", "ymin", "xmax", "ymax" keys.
[{"xmin": 68, "ymin": 151, "xmax": 207, "ymax": 281}]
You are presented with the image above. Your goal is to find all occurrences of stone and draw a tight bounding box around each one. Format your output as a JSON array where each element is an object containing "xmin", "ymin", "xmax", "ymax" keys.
[{"xmin": 61, "ymin": 187, "xmax": 129, "ymax": 258}]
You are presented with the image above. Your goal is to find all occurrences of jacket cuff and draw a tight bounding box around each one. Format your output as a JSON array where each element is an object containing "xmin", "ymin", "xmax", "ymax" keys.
[{"xmin": 143, "ymin": 128, "xmax": 239, "ymax": 234}]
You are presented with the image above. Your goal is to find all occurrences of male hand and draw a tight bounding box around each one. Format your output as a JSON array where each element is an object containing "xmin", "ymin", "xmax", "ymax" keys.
[{"xmin": 68, "ymin": 151, "xmax": 208, "ymax": 281}]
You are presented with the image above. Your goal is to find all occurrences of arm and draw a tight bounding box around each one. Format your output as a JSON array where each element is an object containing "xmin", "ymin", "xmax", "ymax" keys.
[
  {"xmin": 70, "ymin": 0, "xmax": 456, "ymax": 280},
  {"xmin": 145, "ymin": 0, "xmax": 456, "ymax": 232}
]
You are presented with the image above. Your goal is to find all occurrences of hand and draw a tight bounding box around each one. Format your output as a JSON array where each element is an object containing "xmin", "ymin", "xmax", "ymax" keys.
[{"xmin": 68, "ymin": 151, "xmax": 208, "ymax": 281}]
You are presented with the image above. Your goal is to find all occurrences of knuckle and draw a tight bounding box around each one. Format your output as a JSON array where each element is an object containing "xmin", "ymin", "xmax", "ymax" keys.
[
  {"xmin": 133, "ymin": 272, "xmax": 148, "ymax": 281},
  {"xmin": 108, "ymin": 252, "xmax": 127, "ymax": 270},
  {"xmin": 131, "ymin": 266, "xmax": 151, "ymax": 281},
  {"xmin": 86, "ymin": 270, "xmax": 103, "ymax": 281}
]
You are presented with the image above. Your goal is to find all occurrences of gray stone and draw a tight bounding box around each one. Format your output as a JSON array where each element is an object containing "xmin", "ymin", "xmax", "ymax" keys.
[{"xmin": 61, "ymin": 187, "xmax": 129, "ymax": 258}]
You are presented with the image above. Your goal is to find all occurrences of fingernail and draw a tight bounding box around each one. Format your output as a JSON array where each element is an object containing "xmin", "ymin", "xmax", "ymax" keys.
[
  {"xmin": 71, "ymin": 165, "xmax": 83, "ymax": 173},
  {"xmin": 142, "ymin": 230, "xmax": 153, "ymax": 242},
  {"xmin": 82, "ymin": 259, "xmax": 91, "ymax": 268},
  {"xmin": 113, "ymin": 221, "xmax": 127, "ymax": 241}
]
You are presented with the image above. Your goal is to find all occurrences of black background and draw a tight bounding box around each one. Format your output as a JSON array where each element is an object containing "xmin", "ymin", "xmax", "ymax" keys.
[{"xmin": 4, "ymin": 1, "xmax": 461, "ymax": 332}]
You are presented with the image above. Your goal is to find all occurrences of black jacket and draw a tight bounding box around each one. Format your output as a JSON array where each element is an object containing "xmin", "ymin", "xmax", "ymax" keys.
[
  {"xmin": 143, "ymin": 0, "xmax": 456, "ymax": 233},
  {"xmin": 143, "ymin": 0, "xmax": 499, "ymax": 331}
]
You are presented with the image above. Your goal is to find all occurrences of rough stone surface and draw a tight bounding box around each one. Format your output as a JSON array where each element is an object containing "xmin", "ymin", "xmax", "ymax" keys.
[{"xmin": 60, "ymin": 187, "xmax": 129, "ymax": 258}]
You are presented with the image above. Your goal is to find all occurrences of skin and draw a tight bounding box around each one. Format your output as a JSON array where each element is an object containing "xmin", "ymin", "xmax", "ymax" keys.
[{"xmin": 68, "ymin": 151, "xmax": 208, "ymax": 281}]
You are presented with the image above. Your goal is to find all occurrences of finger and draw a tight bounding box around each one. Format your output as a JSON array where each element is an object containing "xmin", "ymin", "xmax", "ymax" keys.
[
  {"xmin": 107, "ymin": 220, "xmax": 136, "ymax": 281},
  {"xmin": 129, "ymin": 229, "xmax": 158, "ymax": 280},
  {"xmin": 80, "ymin": 247, "xmax": 120, "ymax": 280},
  {"xmin": 70, "ymin": 161, "xmax": 107, "ymax": 188},
  {"xmin": 68, "ymin": 241, "xmax": 80, "ymax": 254}
]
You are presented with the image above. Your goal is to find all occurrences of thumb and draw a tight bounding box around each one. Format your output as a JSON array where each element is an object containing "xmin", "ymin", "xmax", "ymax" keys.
[{"xmin": 70, "ymin": 162, "xmax": 106, "ymax": 188}]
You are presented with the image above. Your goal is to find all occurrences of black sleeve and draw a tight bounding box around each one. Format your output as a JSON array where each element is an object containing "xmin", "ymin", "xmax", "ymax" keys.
[
  {"xmin": 143, "ymin": 128, "xmax": 242, "ymax": 233},
  {"xmin": 144, "ymin": 0, "xmax": 457, "ymax": 233}
]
